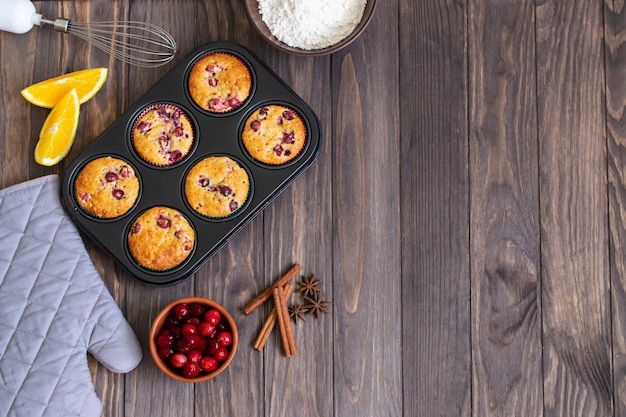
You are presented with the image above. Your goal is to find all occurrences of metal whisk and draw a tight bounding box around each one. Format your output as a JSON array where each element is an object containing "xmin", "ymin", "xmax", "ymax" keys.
[
  {"xmin": 0, "ymin": 0, "xmax": 177, "ymax": 68},
  {"xmin": 37, "ymin": 18, "xmax": 177, "ymax": 68}
]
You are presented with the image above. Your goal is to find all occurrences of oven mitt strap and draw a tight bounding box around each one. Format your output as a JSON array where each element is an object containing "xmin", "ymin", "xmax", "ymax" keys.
[{"xmin": 0, "ymin": 175, "xmax": 142, "ymax": 417}]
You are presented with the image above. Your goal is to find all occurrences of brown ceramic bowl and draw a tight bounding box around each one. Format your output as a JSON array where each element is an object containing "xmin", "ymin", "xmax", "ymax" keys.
[
  {"xmin": 149, "ymin": 297, "xmax": 238, "ymax": 383},
  {"xmin": 244, "ymin": 0, "xmax": 377, "ymax": 56}
]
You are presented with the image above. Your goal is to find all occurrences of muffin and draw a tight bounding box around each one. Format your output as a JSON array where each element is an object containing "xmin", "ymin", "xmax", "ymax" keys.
[
  {"xmin": 188, "ymin": 52, "xmax": 252, "ymax": 113},
  {"xmin": 241, "ymin": 105, "xmax": 307, "ymax": 165},
  {"xmin": 185, "ymin": 156, "xmax": 250, "ymax": 218},
  {"xmin": 127, "ymin": 206, "xmax": 195, "ymax": 271},
  {"xmin": 131, "ymin": 104, "xmax": 194, "ymax": 166},
  {"xmin": 74, "ymin": 156, "xmax": 140, "ymax": 219}
]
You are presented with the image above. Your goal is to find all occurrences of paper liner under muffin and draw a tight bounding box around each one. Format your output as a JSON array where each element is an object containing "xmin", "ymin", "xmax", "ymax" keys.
[
  {"xmin": 241, "ymin": 104, "xmax": 308, "ymax": 166},
  {"xmin": 73, "ymin": 156, "xmax": 140, "ymax": 220},
  {"xmin": 184, "ymin": 156, "xmax": 252, "ymax": 220},
  {"xmin": 130, "ymin": 103, "xmax": 195, "ymax": 167},
  {"xmin": 187, "ymin": 51, "xmax": 253, "ymax": 114},
  {"xmin": 127, "ymin": 206, "xmax": 196, "ymax": 272}
]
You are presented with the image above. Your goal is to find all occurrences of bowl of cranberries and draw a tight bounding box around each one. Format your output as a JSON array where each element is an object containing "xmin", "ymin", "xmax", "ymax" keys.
[{"xmin": 149, "ymin": 297, "xmax": 238, "ymax": 382}]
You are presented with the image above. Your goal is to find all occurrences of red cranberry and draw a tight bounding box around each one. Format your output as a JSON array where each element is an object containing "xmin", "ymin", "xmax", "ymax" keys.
[
  {"xmin": 120, "ymin": 165, "xmax": 131, "ymax": 178},
  {"xmin": 112, "ymin": 189, "xmax": 125, "ymax": 200},
  {"xmin": 282, "ymin": 110, "xmax": 294, "ymax": 120},
  {"xmin": 200, "ymin": 356, "xmax": 218, "ymax": 373},
  {"xmin": 208, "ymin": 77, "xmax": 218, "ymax": 87},
  {"xmin": 158, "ymin": 134, "xmax": 171, "ymax": 149},
  {"xmin": 206, "ymin": 338, "xmax": 221, "ymax": 356},
  {"xmin": 228, "ymin": 97, "xmax": 241, "ymax": 108},
  {"xmin": 157, "ymin": 330, "xmax": 175, "ymax": 348},
  {"xmin": 157, "ymin": 347, "xmax": 174, "ymax": 360},
  {"xmin": 158, "ymin": 302, "xmax": 233, "ymax": 379},
  {"xmin": 170, "ymin": 353, "xmax": 187, "ymax": 368},
  {"xmin": 181, "ymin": 323, "xmax": 197, "ymax": 336},
  {"xmin": 171, "ymin": 303, "xmax": 190, "ymax": 321},
  {"xmin": 218, "ymin": 185, "xmax": 232, "ymax": 197},
  {"xmin": 216, "ymin": 331, "xmax": 232, "ymax": 347},
  {"xmin": 186, "ymin": 317, "xmax": 201, "ymax": 326},
  {"xmin": 182, "ymin": 362, "xmax": 201, "ymax": 378},
  {"xmin": 187, "ymin": 350, "xmax": 203, "ymax": 364},
  {"xmin": 156, "ymin": 215, "xmax": 171, "ymax": 229},
  {"xmin": 168, "ymin": 150, "xmax": 183, "ymax": 163},
  {"xmin": 198, "ymin": 177, "xmax": 210, "ymax": 188},
  {"xmin": 282, "ymin": 131, "xmax": 295, "ymax": 144},
  {"xmin": 164, "ymin": 317, "xmax": 180, "ymax": 329},
  {"xmin": 197, "ymin": 321, "xmax": 215, "ymax": 337},
  {"xmin": 273, "ymin": 144, "xmax": 284, "ymax": 156},
  {"xmin": 259, "ymin": 107, "xmax": 269, "ymax": 117},
  {"xmin": 136, "ymin": 121, "xmax": 151, "ymax": 133},
  {"xmin": 250, "ymin": 120, "xmax": 261, "ymax": 131},
  {"xmin": 130, "ymin": 222, "xmax": 141, "ymax": 234},
  {"xmin": 156, "ymin": 106, "xmax": 170, "ymax": 119},
  {"xmin": 208, "ymin": 98, "xmax": 228, "ymax": 112},
  {"xmin": 178, "ymin": 335, "xmax": 201, "ymax": 352},
  {"xmin": 214, "ymin": 346, "xmax": 229, "ymax": 362},
  {"xmin": 229, "ymin": 200, "xmax": 239, "ymax": 212},
  {"xmin": 204, "ymin": 309, "xmax": 221, "ymax": 327},
  {"xmin": 172, "ymin": 126, "xmax": 184, "ymax": 137},
  {"xmin": 189, "ymin": 303, "xmax": 205, "ymax": 317},
  {"xmin": 169, "ymin": 325, "xmax": 182, "ymax": 339},
  {"xmin": 105, "ymin": 171, "xmax": 119, "ymax": 182}
]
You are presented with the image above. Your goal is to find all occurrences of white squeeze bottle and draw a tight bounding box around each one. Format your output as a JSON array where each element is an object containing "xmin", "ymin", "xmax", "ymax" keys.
[{"xmin": 0, "ymin": 0, "xmax": 42, "ymax": 34}]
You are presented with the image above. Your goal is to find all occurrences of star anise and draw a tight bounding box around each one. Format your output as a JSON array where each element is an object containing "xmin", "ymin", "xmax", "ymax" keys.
[
  {"xmin": 298, "ymin": 274, "xmax": 321, "ymax": 298},
  {"xmin": 303, "ymin": 293, "xmax": 331, "ymax": 319},
  {"xmin": 288, "ymin": 303, "xmax": 308, "ymax": 323}
]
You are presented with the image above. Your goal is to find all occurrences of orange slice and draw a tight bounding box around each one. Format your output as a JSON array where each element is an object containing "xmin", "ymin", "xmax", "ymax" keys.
[
  {"xmin": 34, "ymin": 89, "xmax": 80, "ymax": 166},
  {"xmin": 21, "ymin": 68, "xmax": 108, "ymax": 108}
]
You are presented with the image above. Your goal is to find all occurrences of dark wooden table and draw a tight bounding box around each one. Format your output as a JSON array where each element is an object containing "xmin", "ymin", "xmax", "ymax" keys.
[{"xmin": 1, "ymin": 0, "xmax": 625, "ymax": 416}]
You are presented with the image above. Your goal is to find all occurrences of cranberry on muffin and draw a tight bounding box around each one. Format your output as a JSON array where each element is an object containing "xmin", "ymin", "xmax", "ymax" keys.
[
  {"xmin": 188, "ymin": 52, "xmax": 252, "ymax": 113},
  {"xmin": 241, "ymin": 105, "xmax": 306, "ymax": 165},
  {"xmin": 127, "ymin": 206, "xmax": 195, "ymax": 271},
  {"xmin": 74, "ymin": 156, "xmax": 139, "ymax": 219},
  {"xmin": 184, "ymin": 156, "xmax": 250, "ymax": 218},
  {"xmin": 131, "ymin": 104, "xmax": 194, "ymax": 166}
]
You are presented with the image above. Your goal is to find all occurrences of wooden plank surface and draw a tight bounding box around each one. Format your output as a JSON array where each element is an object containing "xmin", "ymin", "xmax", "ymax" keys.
[
  {"xmin": 1, "ymin": 0, "xmax": 626, "ymax": 416},
  {"xmin": 331, "ymin": 0, "xmax": 402, "ymax": 415},
  {"xmin": 537, "ymin": 0, "xmax": 612, "ymax": 416},
  {"xmin": 468, "ymin": 0, "xmax": 542, "ymax": 415},
  {"xmin": 399, "ymin": 0, "xmax": 470, "ymax": 415},
  {"xmin": 605, "ymin": 1, "xmax": 626, "ymax": 415}
]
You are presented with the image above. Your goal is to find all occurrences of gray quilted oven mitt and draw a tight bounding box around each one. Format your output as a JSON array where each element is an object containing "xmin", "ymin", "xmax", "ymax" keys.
[{"xmin": 0, "ymin": 175, "xmax": 142, "ymax": 417}]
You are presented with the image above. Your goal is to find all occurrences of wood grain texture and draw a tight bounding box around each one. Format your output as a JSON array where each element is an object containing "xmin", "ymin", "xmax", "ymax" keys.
[
  {"xmin": 537, "ymin": 0, "xmax": 612, "ymax": 415},
  {"xmin": 3, "ymin": 0, "xmax": 626, "ymax": 416},
  {"xmin": 331, "ymin": 1, "xmax": 402, "ymax": 416},
  {"xmin": 399, "ymin": 0, "xmax": 471, "ymax": 415},
  {"xmin": 604, "ymin": 1, "xmax": 626, "ymax": 415},
  {"xmin": 259, "ymin": 49, "xmax": 335, "ymax": 417},
  {"xmin": 469, "ymin": 0, "xmax": 543, "ymax": 415}
]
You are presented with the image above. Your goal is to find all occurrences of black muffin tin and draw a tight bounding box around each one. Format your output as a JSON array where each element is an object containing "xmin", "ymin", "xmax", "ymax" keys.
[{"xmin": 60, "ymin": 41, "xmax": 321, "ymax": 286}]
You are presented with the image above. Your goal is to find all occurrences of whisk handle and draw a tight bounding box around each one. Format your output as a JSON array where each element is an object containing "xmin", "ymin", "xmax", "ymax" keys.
[{"xmin": 0, "ymin": 0, "xmax": 41, "ymax": 34}]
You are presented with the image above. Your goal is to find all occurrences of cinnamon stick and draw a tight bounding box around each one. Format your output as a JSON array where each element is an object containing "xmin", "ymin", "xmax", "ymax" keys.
[
  {"xmin": 253, "ymin": 284, "xmax": 294, "ymax": 351},
  {"xmin": 241, "ymin": 263, "xmax": 301, "ymax": 315},
  {"xmin": 273, "ymin": 286, "xmax": 297, "ymax": 356}
]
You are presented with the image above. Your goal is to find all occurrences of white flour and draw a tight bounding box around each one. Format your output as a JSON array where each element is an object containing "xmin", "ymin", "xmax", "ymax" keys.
[{"xmin": 257, "ymin": 0, "xmax": 367, "ymax": 50}]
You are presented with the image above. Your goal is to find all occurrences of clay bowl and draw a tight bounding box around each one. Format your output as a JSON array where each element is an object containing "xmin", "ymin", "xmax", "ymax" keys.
[
  {"xmin": 244, "ymin": 0, "xmax": 377, "ymax": 56},
  {"xmin": 149, "ymin": 297, "xmax": 238, "ymax": 383}
]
